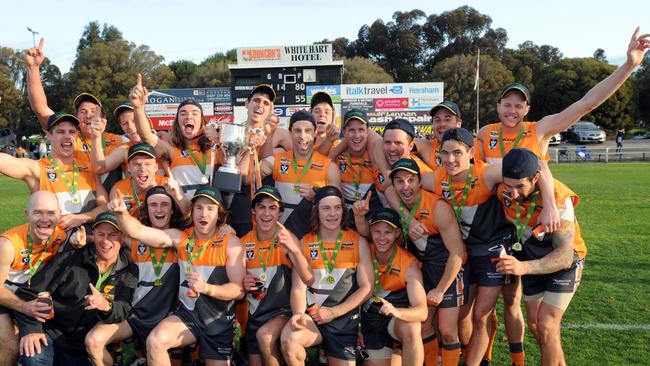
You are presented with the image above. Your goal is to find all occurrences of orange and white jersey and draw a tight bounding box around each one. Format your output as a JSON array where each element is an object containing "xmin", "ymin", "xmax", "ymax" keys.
[
  {"xmin": 336, "ymin": 151, "xmax": 374, "ymax": 208},
  {"xmin": 112, "ymin": 175, "xmax": 168, "ymax": 216},
  {"xmin": 1, "ymin": 224, "xmax": 68, "ymax": 291},
  {"xmin": 170, "ymin": 143, "xmax": 215, "ymax": 199},
  {"xmin": 129, "ymin": 240, "xmax": 179, "ymax": 308},
  {"xmin": 479, "ymin": 122, "xmax": 548, "ymax": 163},
  {"xmin": 497, "ymin": 179, "xmax": 587, "ymax": 260},
  {"xmin": 38, "ymin": 157, "xmax": 97, "ymax": 215},
  {"xmin": 270, "ymin": 150, "xmax": 331, "ymax": 223},
  {"xmin": 74, "ymin": 132, "xmax": 125, "ymax": 177}
]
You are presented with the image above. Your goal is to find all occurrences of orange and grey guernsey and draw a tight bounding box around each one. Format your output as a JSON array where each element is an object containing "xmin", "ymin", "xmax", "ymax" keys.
[
  {"xmin": 170, "ymin": 143, "xmax": 217, "ymax": 199},
  {"xmin": 403, "ymin": 190, "xmax": 448, "ymax": 265},
  {"xmin": 478, "ymin": 122, "xmax": 549, "ymax": 163},
  {"xmin": 240, "ymin": 229, "xmax": 293, "ymax": 324},
  {"xmin": 271, "ymin": 150, "xmax": 331, "ymax": 223},
  {"xmin": 74, "ymin": 132, "xmax": 126, "ymax": 179},
  {"xmin": 427, "ymin": 138, "xmax": 444, "ymax": 170},
  {"xmin": 363, "ymin": 244, "xmax": 415, "ymax": 314},
  {"xmin": 336, "ymin": 151, "xmax": 374, "ymax": 208},
  {"xmin": 112, "ymin": 175, "xmax": 168, "ymax": 216},
  {"xmin": 434, "ymin": 160, "xmax": 515, "ymax": 256},
  {"xmin": 38, "ymin": 157, "xmax": 97, "ymax": 215},
  {"xmin": 129, "ymin": 239, "xmax": 179, "ymax": 329},
  {"xmin": 177, "ymin": 228, "xmax": 236, "ymax": 334},
  {"xmin": 497, "ymin": 179, "xmax": 587, "ymax": 261},
  {"xmin": 302, "ymin": 229, "xmax": 360, "ymax": 331},
  {"xmin": 1, "ymin": 224, "xmax": 68, "ymax": 292}
]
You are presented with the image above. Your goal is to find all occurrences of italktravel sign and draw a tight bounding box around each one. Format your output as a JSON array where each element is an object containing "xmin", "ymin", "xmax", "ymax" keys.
[{"xmin": 236, "ymin": 44, "xmax": 333, "ymax": 66}]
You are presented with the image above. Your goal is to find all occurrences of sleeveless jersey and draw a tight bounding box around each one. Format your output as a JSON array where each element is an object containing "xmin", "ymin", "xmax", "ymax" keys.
[
  {"xmin": 38, "ymin": 157, "xmax": 97, "ymax": 215},
  {"xmin": 112, "ymin": 175, "xmax": 168, "ymax": 216},
  {"xmin": 403, "ymin": 190, "xmax": 449, "ymax": 265},
  {"xmin": 479, "ymin": 122, "xmax": 548, "ymax": 163},
  {"xmin": 336, "ymin": 151, "xmax": 374, "ymax": 209},
  {"xmin": 170, "ymin": 143, "xmax": 217, "ymax": 199},
  {"xmin": 363, "ymin": 244, "xmax": 416, "ymax": 314}
]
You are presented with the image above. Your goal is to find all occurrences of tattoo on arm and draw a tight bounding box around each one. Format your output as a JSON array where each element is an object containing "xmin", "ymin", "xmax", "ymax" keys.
[{"xmin": 527, "ymin": 224, "xmax": 575, "ymax": 275}]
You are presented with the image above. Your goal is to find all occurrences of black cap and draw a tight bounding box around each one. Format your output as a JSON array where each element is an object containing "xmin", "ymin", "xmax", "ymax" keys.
[
  {"xmin": 144, "ymin": 186, "xmax": 171, "ymax": 201},
  {"xmin": 430, "ymin": 100, "xmax": 461, "ymax": 119},
  {"xmin": 191, "ymin": 185, "xmax": 222, "ymax": 206},
  {"xmin": 369, "ymin": 208, "xmax": 401, "ymax": 229},
  {"xmin": 177, "ymin": 99, "xmax": 203, "ymax": 113},
  {"xmin": 499, "ymin": 83, "xmax": 530, "ymax": 104},
  {"xmin": 289, "ymin": 110, "xmax": 317, "ymax": 130},
  {"xmin": 389, "ymin": 158, "xmax": 421, "ymax": 179},
  {"xmin": 127, "ymin": 142, "xmax": 156, "ymax": 161},
  {"xmin": 441, "ymin": 127, "xmax": 474, "ymax": 148},
  {"xmin": 502, "ymin": 148, "xmax": 540, "ymax": 179},
  {"xmin": 310, "ymin": 91, "xmax": 333, "ymax": 109},
  {"xmin": 74, "ymin": 93, "xmax": 102, "ymax": 110},
  {"xmin": 248, "ymin": 84, "xmax": 276, "ymax": 103},
  {"xmin": 251, "ymin": 186, "xmax": 282, "ymax": 208},
  {"xmin": 343, "ymin": 109, "xmax": 368, "ymax": 127},
  {"xmin": 47, "ymin": 112, "xmax": 80, "ymax": 131},
  {"xmin": 384, "ymin": 118, "xmax": 415, "ymax": 138},
  {"xmin": 314, "ymin": 185, "xmax": 343, "ymax": 204},
  {"xmin": 113, "ymin": 100, "xmax": 134, "ymax": 117},
  {"xmin": 92, "ymin": 212, "xmax": 120, "ymax": 231}
]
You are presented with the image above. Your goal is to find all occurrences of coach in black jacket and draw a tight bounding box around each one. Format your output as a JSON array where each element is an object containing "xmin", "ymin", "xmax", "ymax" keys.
[{"xmin": 16, "ymin": 212, "xmax": 138, "ymax": 365}]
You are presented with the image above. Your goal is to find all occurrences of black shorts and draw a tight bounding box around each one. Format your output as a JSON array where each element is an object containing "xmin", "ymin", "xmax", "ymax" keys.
[
  {"xmin": 423, "ymin": 263, "xmax": 469, "ymax": 308},
  {"xmin": 469, "ymin": 255, "xmax": 510, "ymax": 287},
  {"xmin": 361, "ymin": 312, "xmax": 395, "ymax": 350},
  {"xmin": 318, "ymin": 322, "xmax": 358, "ymax": 361},
  {"xmin": 0, "ymin": 305, "xmax": 13, "ymax": 315},
  {"xmin": 243, "ymin": 314, "xmax": 288, "ymax": 355},
  {"xmin": 175, "ymin": 307, "xmax": 234, "ymax": 361},
  {"xmin": 522, "ymin": 258, "xmax": 584, "ymax": 296},
  {"xmin": 126, "ymin": 316, "xmax": 155, "ymax": 350}
]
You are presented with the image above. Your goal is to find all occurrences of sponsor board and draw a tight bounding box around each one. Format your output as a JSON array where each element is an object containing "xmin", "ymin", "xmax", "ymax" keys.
[
  {"xmin": 236, "ymin": 44, "xmax": 333, "ymax": 66},
  {"xmin": 145, "ymin": 88, "xmax": 233, "ymax": 130}
]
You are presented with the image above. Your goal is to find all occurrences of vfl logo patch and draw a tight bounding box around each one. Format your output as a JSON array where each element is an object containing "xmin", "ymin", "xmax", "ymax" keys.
[
  {"xmin": 442, "ymin": 190, "xmax": 451, "ymax": 199},
  {"xmin": 125, "ymin": 200, "xmax": 133, "ymax": 212},
  {"xmin": 47, "ymin": 171, "xmax": 57, "ymax": 182},
  {"xmin": 339, "ymin": 162, "xmax": 346, "ymax": 173},
  {"xmin": 22, "ymin": 257, "xmax": 29, "ymax": 264},
  {"xmin": 137, "ymin": 244, "xmax": 146, "ymax": 255},
  {"xmin": 504, "ymin": 199, "xmax": 512, "ymax": 207},
  {"xmin": 181, "ymin": 150, "xmax": 189, "ymax": 158},
  {"xmin": 280, "ymin": 164, "xmax": 289, "ymax": 174},
  {"xmin": 246, "ymin": 249, "xmax": 254, "ymax": 260},
  {"xmin": 436, "ymin": 156, "xmax": 442, "ymax": 166},
  {"xmin": 488, "ymin": 138, "xmax": 497, "ymax": 150},
  {"xmin": 310, "ymin": 249, "xmax": 318, "ymax": 260},
  {"xmin": 378, "ymin": 173, "xmax": 385, "ymax": 184}
]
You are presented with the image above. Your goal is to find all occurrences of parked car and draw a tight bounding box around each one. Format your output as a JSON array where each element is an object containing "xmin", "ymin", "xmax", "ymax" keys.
[
  {"xmin": 563, "ymin": 121, "xmax": 606, "ymax": 143},
  {"xmin": 631, "ymin": 132, "xmax": 650, "ymax": 140},
  {"xmin": 549, "ymin": 133, "xmax": 562, "ymax": 145}
]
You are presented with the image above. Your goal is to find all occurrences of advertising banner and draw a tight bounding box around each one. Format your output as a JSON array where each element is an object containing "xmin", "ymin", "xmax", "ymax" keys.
[
  {"xmin": 236, "ymin": 44, "xmax": 333, "ymax": 67},
  {"xmin": 145, "ymin": 88, "xmax": 233, "ymax": 130}
]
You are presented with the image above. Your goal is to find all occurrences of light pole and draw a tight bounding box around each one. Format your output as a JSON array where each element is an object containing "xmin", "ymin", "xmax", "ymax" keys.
[{"xmin": 26, "ymin": 27, "xmax": 39, "ymax": 48}]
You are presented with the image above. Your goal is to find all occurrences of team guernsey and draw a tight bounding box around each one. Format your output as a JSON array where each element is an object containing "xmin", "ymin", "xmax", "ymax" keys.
[
  {"xmin": 336, "ymin": 151, "xmax": 374, "ymax": 208},
  {"xmin": 479, "ymin": 122, "xmax": 548, "ymax": 163},
  {"xmin": 38, "ymin": 157, "xmax": 98, "ymax": 215},
  {"xmin": 428, "ymin": 138, "xmax": 443, "ymax": 170},
  {"xmin": 112, "ymin": 175, "xmax": 168, "ymax": 216},
  {"xmin": 75, "ymin": 132, "xmax": 126, "ymax": 185},
  {"xmin": 271, "ymin": 150, "xmax": 331, "ymax": 223},
  {"xmin": 373, "ymin": 154, "xmax": 432, "ymax": 206},
  {"xmin": 170, "ymin": 143, "xmax": 216, "ymax": 199}
]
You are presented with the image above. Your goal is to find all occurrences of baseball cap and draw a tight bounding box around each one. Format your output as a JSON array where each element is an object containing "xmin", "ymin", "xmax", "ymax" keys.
[
  {"xmin": 430, "ymin": 100, "xmax": 461, "ymax": 119},
  {"xmin": 191, "ymin": 186, "xmax": 222, "ymax": 206},
  {"xmin": 343, "ymin": 109, "xmax": 368, "ymax": 127},
  {"xmin": 113, "ymin": 100, "xmax": 134, "ymax": 117},
  {"xmin": 502, "ymin": 148, "xmax": 540, "ymax": 179},
  {"xmin": 74, "ymin": 93, "xmax": 102, "ymax": 110},
  {"xmin": 47, "ymin": 112, "xmax": 80, "ymax": 131},
  {"xmin": 127, "ymin": 142, "xmax": 156, "ymax": 161},
  {"xmin": 92, "ymin": 212, "xmax": 120, "ymax": 231},
  {"xmin": 384, "ymin": 118, "xmax": 415, "ymax": 138},
  {"xmin": 177, "ymin": 99, "xmax": 203, "ymax": 113},
  {"xmin": 289, "ymin": 110, "xmax": 317, "ymax": 130},
  {"xmin": 369, "ymin": 208, "xmax": 401, "ymax": 229},
  {"xmin": 251, "ymin": 186, "xmax": 283, "ymax": 208},
  {"xmin": 441, "ymin": 127, "xmax": 474, "ymax": 148},
  {"xmin": 314, "ymin": 185, "xmax": 343, "ymax": 204},
  {"xmin": 310, "ymin": 91, "xmax": 333, "ymax": 109},
  {"xmin": 248, "ymin": 84, "xmax": 276, "ymax": 103},
  {"xmin": 389, "ymin": 158, "xmax": 421, "ymax": 179},
  {"xmin": 499, "ymin": 83, "xmax": 530, "ymax": 104}
]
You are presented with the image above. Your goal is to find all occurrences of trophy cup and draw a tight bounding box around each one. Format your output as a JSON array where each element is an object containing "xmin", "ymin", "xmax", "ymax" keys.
[{"xmin": 213, "ymin": 123, "xmax": 247, "ymax": 192}]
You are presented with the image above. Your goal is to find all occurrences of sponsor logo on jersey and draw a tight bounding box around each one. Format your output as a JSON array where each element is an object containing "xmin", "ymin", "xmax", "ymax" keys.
[{"xmin": 339, "ymin": 161, "xmax": 346, "ymax": 173}]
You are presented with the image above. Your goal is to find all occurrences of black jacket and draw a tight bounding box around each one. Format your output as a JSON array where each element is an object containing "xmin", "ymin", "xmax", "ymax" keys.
[{"xmin": 15, "ymin": 244, "xmax": 138, "ymax": 352}]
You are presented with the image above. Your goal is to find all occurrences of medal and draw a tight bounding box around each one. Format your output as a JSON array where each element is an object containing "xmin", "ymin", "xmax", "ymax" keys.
[
  {"xmin": 292, "ymin": 151, "xmax": 314, "ymax": 195},
  {"xmin": 354, "ymin": 191, "xmax": 361, "ymax": 200},
  {"xmin": 154, "ymin": 278, "xmax": 163, "ymax": 286},
  {"xmin": 372, "ymin": 295, "xmax": 382, "ymax": 303},
  {"xmin": 71, "ymin": 195, "xmax": 81, "ymax": 205},
  {"xmin": 201, "ymin": 176, "xmax": 209, "ymax": 184},
  {"xmin": 294, "ymin": 185, "xmax": 301, "ymax": 194},
  {"xmin": 512, "ymin": 242, "xmax": 523, "ymax": 251},
  {"xmin": 259, "ymin": 272, "xmax": 268, "ymax": 282},
  {"xmin": 326, "ymin": 275, "xmax": 335, "ymax": 284},
  {"xmin": 317, "ymin": 231, "xmax": 343, "ymax": 286}
]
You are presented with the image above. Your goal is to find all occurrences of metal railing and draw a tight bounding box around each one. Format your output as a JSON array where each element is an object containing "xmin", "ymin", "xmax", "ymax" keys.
[{"xmin": 550, "ymin": 147, "xmax": 650, "ymax": 163}]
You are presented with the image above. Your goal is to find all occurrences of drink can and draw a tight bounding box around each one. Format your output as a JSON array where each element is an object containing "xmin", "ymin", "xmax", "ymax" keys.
[
  {"xmin": 37, "ymin": 291, "xmax": 54, "ymax": 319},
  {"xmin": 306, "ymin": 303, "xmax": 319, "ymax": 318},
  {"xmin": 488, "ymin": 244, "xmax": 506, "ymax": 263}
]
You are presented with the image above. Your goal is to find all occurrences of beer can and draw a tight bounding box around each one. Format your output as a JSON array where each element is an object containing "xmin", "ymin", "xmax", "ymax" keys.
[
  {"xmin": 488, "ymin": 244, "xmax": 506, "ymax": 263},
  {"xmin": 306, "ymin": 303, "xmax": 319, "ymax": 318},
  {"xmin": 37, "ymin": 291, "xmax": 54, "ymax": 319}
]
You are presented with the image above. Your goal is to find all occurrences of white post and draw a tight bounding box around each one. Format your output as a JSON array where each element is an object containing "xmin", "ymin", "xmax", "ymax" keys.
[{"xmin": 605, "ymin": 147, "xmax": 609, "ymax": 163}]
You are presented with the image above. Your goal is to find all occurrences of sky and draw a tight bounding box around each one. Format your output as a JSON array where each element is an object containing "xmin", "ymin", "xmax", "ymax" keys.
[{"xmin": 1, "ymin": 0, "xmax": 648, "ymax": 73}]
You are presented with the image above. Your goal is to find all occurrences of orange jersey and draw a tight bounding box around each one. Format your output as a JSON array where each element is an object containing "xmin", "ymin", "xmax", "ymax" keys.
[
  {"xmin": 479, "ymin": 122, "xmax": 548, "ymax": 163},
  {"xmin": 112, "ymin": 175, "xmax": 168, "ymax": 215},
  {"xmin": 404, "ymin": 190, "xmax": 455, "ymax": 265},
  {"xmin": 74, "ymin": 132, "xmax": 126, "ymax": 173},
  {"xmin": 497, "ymin": 179, "xmax": 587, "ymax": 260},
  {"xmin": 1, "ymin": 224, "xmax": 68, "ymax": 289},
  {"xmin": 366, "ymin": 244, "xmax": 416, "ymax": 310},
  {"xmin": 336, "ymin": 151, "xmax": 374, "ymax": 207},
  {"xmin": 38, "ymin": 157, "xmax": 98, "ymax": 215},
  {"xmin": 170, "ymin": 143, "xmax": 217, "ymax": 198},
  {"xmin": 271, "ymin": 150, "xmax": 332, "ymax": 223}
]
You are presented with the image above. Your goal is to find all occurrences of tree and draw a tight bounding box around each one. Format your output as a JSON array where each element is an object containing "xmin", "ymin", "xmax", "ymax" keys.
[
  {"xmin": 318, "ymin": 37, "xmax": 355, "ymax": 60},
  {"xmin": 501, "ymin": 42, "xmax": 563, "ymax": 92},
  {"xmin": 0, "ymin": 71, "xmax": 25, "ymax": 128},
  {"xmin": 635, "ymin": 55, "xmax": 650, "ymax": 125},
  {"xmin": 531, "ymin": 58, "xmax": 636, "ymax": 130},
  {"xmin": 169, "ymin": 60, "xmax": 198, "ymax": 88},
  {"xmin": 430, "ymin": 54, "xmax": 514, "ymax": 129},
  {"xmin": 593, "ymin": 48, "xmax": 608, "ymax": 63},
  {"xmin": 342, "ymin": 57, "xmax": 394, "ymax": 84},
  {"xmin": 184, "ymin": 50, "xmax": 237, "ymax": 87}
]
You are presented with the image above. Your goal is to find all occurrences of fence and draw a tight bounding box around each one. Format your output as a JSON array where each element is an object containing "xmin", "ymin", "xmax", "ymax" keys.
[{"xmin": 549, "ymin": 146, "xmax": 650, "ymax": 163}]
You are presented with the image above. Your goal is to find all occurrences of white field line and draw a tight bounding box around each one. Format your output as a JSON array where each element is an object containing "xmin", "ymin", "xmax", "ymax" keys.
[{"xmin": 497, "ymin": 323, "xmax": 650, "ymax": 330}]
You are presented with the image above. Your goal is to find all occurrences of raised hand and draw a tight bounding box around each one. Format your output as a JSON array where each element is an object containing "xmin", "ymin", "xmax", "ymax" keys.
[
  {"xmin": 84, "ymin": 283, "xmax": 110, "ymax": 311},
  {"xmin": 24, "ymin": 37, "xmax": 45, "ymax": 67},
  {"xmin": 70, "ymin": 225, "xmax": 87, "ymax": 249},
  {"xmin": 325, "ymin": 122, "xmax": 340, "ymax": 143},
  {"xmin": 163, "ymin": 166, "xmax": 182, "ymax": 199},
  {"xmin": 627, "ymin": 27, "xmax": 650, "ymax": 66},
  {"xmin": 352, "ymin": 191, "xmax": 372, "ymax": 217},
  {"xmin": 90, "ymin": 113, "xmax": 106, "ymax": 139},
  {"xmin": 129, "ymin": 74, "xmax": 148, "ymax": 109},
  {"xmin": 107, "ymin": 189, "xmax": 128, "ymax": 214},
  {"xmin": 276, "ymin": 223, "xmax": 300, "ymax": 254},
  {"xmin": 264, "ymin": 113, "xmax": 280, "ymax": 137}
]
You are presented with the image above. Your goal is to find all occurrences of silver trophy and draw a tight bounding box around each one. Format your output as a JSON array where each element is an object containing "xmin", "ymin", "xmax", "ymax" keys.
[{"xmin": 213, "ymin": 123, "xmax": 247, "ymax": 192}]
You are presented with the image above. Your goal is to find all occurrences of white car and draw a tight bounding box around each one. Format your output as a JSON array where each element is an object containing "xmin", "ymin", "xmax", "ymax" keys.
[{"xmin": 549, "ymin": 133, "xmax": 562, "ymax": 145}]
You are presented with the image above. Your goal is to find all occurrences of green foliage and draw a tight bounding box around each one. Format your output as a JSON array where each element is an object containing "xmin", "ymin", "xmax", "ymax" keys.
[
  {"xmin": 531, "ymin": 58, "xmax": 636, "ymax": 130},
  {"xmin": 593, "ymin": 48, "xmax": 608, "ymax": 63},
  {"xmin": 342, "ymin": 57, "xmax": 394, "ymax": 84},
  {"xmin": 430, "ymin": 54, "xmax": 514, "ymax": 129},
  {"xmin": 635, "ymin": 54, "xmax": 650, "ymax": 124},
  {"xmin": 169, "ymin": 60, "xmax": 198, "ymax": 88}
]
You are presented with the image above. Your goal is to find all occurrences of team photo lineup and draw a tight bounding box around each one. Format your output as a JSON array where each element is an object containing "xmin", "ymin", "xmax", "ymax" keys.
[{"xmin": 0, "ymin": 27, "xmax": 648, "ymax": 366}]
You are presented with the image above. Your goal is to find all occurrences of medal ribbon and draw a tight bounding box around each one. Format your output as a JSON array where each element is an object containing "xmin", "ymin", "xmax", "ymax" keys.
[
  {"xmin": 149, "ymin": 246, "xmax": 169, "ymax": 278},
  {"xmin": 47, "ymin": 156, "xmax": 78, "ymax": 198},
  {"xmin": 514, "ymin": 191, "xmax": 540, "ymax": 243},
  {"xmin": 186, "ymin": 231, "xmax": 213, "ymax": 268},
  {"xmin": 129, "ymin": 178, "xmax": 142, "ymax": 209},
  {"xmin": 80, "ymin": 134, "xmax": 106, "ymax": 153},
  {"xmin": 292, "ymin": 151, "xmax": 314, "ymax": 187},
  {"xmin": 186, "ymin": 148, "xmax": 207, "ymax": 175},
  {"xmin": 249, "ymin": 147, "xmax": 263, "ymax": 201},
  {"xmin": 399, "ymin": 196, "xmax": 422, "ymax": 240},
  {"xmin": 317, "ymin": 230, "xmax": 343, "ymax": 274},
  {"xmin": 26, "ymin": 232, "xmax": 51, "ymax": 278},
  {"xmin": 498, "ymin": 124, "xmax": 525, "ymax": 157},
  {"xmin": 256, "ymin": 225, "xmax": 279, "ymax": 273},
  {"xmin": 373, "ymin": 246, "xmax": 397, "ymax": 295},
  {"xmin": 448, "ymin": 164, "xmax": 474, "ymax": 222}
]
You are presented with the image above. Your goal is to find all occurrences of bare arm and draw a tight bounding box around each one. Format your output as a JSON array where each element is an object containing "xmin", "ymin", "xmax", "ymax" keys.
[
  {"xmin": 24, "ymin": 38, "xmax": 54, "ymax": 130},
  {"xmin": 283, "ymin": 228, "xmax": 314, "ymax": 287},
  {"xmin": 387, "ymin": 260, "xmax": 428, "ymax": 322},
  {"xmin": 113, "ymin": 206, "xmax": 177, "ymax": 248},
  {"xmin": 90, "ymin": 132, "xmax": 128, "ymax": 175},
  {"xmin": 0, "ymin": 239, "xmax": 24, "ymax": 310},
  {"xmin": 130, "ymin": 74, "xmax": 172, "ymax": 160},
  {"xmin": 475, "ymin": 127, "xmax": 487, "ymax": 162},
  {"xmin": 204, "ymin": 236, "xmax": 245, "ymax": 301},
  {"xmin": 433, "ymin": 200, "xmax": 465, "ymax": 296},
  {"xmin": 289, "ymin": 259, "xmax": 308, "ymax": 314},
  {"xmin": 414, "ymin": 138, "xmax": 434, "ymax": 167},
  {"xmin": 0, "ymin": 153, "xmax": 40, "ymax": 191},
  {"xmin": 371, "ymin": 135, "xmax": 390, "ymax": 177},
  {"xmin": 329, "ymin": 236, "xmax": 373, "ymax": 317},
  {"xmin": 536, "ymin": 161, "xmax": 560, "ymax": 233},
  {"xmin": 326, "ymin": 162, "xmax": 342, "ymax": 192}
]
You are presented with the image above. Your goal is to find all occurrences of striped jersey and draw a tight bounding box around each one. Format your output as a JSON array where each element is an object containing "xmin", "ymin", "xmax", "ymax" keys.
[
  {"xmin": 363, "ymin": 244, "xmax": 415, "ymax": 313},
  {"xmin": 170, "ymin": 143, "xmax": 217, "ymax": 199}
]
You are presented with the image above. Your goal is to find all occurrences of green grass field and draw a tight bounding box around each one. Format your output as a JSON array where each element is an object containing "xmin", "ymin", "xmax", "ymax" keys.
[{"xmin": 2, "ymin": 163, "xmax": 649, "ymax": 365}]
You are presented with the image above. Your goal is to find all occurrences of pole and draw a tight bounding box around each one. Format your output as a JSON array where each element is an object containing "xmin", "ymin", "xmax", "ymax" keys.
[{"xmin": 474, "ymin": 49, "xmax": 480, "ymax": 134}]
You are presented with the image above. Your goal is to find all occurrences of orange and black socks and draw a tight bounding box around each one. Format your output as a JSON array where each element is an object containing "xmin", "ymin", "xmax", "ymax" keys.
[
  {"xmin": 423, "ymin": 335, "xmax": 439, "ymax": 366},
  {"xmin": 441, "ymin": 342, "xmax": 461, "ymax": 366},
  {"xmin": 509, "ymin": 342, "xmax": 525, "ymax": 366}
]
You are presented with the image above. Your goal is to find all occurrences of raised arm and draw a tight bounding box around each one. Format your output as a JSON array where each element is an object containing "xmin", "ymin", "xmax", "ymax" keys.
[
  {"xmin": 130, "ymin": 74, "xmax": 171, "ymax": 159},
  {"xmin": 0, "ymin": 153, "xmax": 40, "ymax": 192},
  {"xmin": 24, "ymin": 38, "xmax": 54, "ymax": 130},
  {"xmin": 326, "ymin": 162, "xmax": 342, "ymax": 192},
  {"xmin": 90, "ymin": 117, "xmax": 127, "ymax": 174}
]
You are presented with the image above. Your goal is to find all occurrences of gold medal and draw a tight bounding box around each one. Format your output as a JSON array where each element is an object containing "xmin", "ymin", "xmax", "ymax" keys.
[
  {"xmin": 354, "ymin": 191, "xmax": 361, "ymax": 200},
  {"xmin": 154, "ymin": 278, "xmax": 163, "ymax": 287},
  {"xmin": 201, "ymin": 176, "xmax": 209, "ymax": 184},
  {"xmin": 372, "ymin": 295, "xmax": 382, "ymax": 303},
  {"xmin": 512, "ymin": 242, "xmax": 523, "ymax": 251},
  {"xmin": 259, "ymin": 273, "xmax": 268, "ymax": 282},
  {"xmin": 326, "ymin": 275, "xmax": 335, "ymax": 284},
  {"xmin": 294, "ymin": 185, "xmax": 301, "ymax": 194},
  {"xmin": 71, "ymin": 195, "xmax": 81, "ymax": 205}
]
